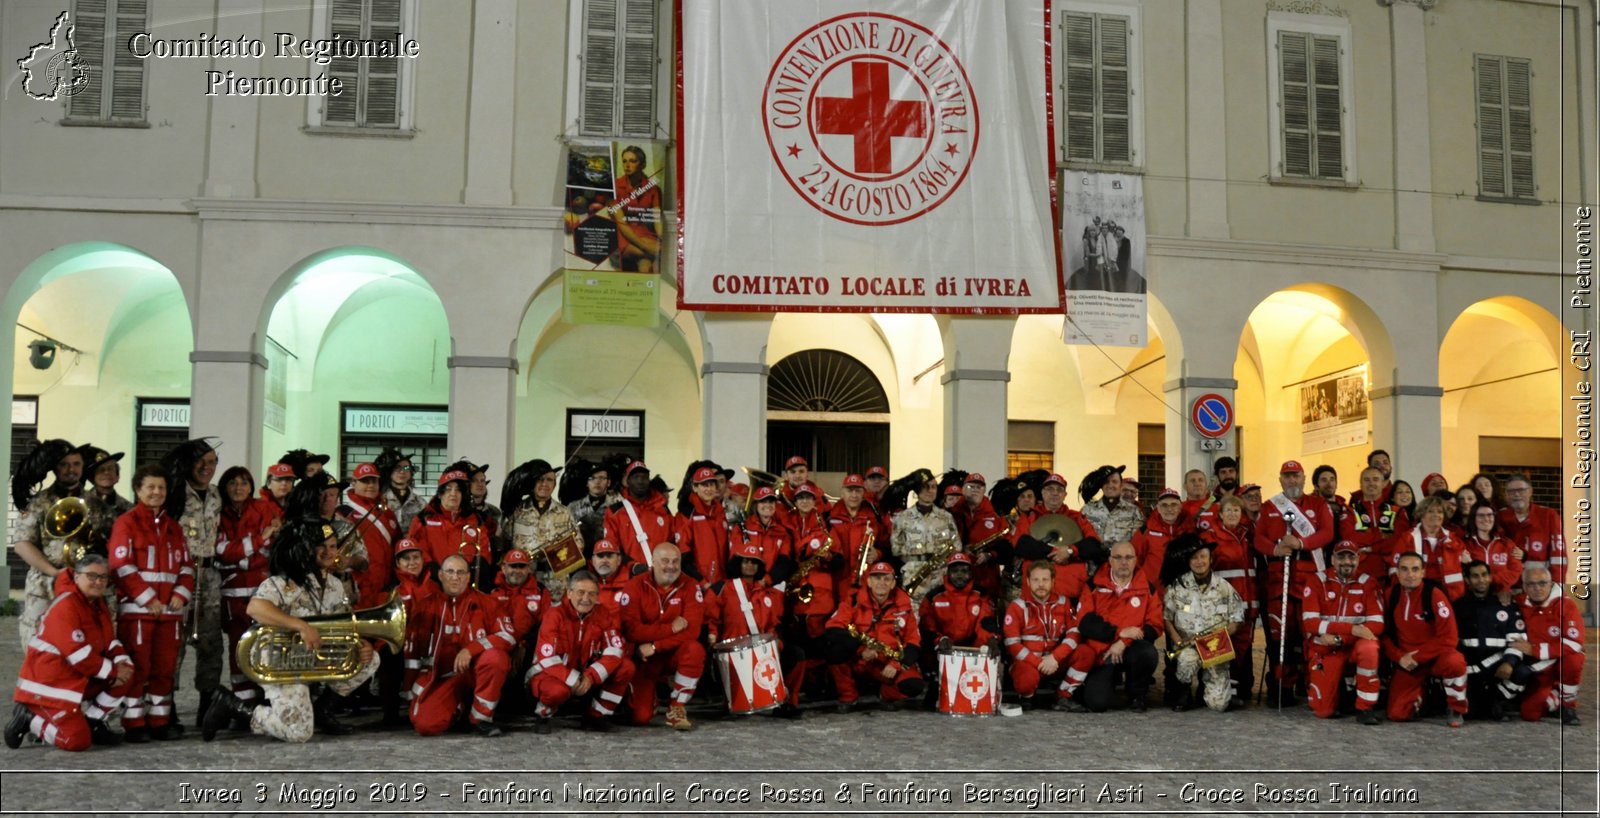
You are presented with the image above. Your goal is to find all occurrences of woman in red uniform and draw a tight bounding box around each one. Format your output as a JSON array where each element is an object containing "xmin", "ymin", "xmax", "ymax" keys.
[
  {"xmin": 1199, "ymin": 494, "xmax": 1257, "ymax": 708},
  {"xmin": 216, "ymin": 466, "xmax": 280, "ymax": 716},
  {"xmin": 109, "ymin": 465, "xmax": 194, "ymax": 742},
  {"xmin": 408, "ymin": 470, "xmax": 493, "ymax": 591}
]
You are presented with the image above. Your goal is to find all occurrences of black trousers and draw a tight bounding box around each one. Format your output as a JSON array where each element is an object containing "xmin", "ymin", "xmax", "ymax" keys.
[{"xmin": 1080, "ymin": 641, "xmax": 1158, "ymax": 712}]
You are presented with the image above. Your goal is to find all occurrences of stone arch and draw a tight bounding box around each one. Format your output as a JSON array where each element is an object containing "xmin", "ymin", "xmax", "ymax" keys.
[{"xmin": 1438, "ymin": 296, "xmax": 1564, "ymax": 481}]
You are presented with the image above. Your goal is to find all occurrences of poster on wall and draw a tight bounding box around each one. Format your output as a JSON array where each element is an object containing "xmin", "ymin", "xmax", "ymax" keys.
[
  {"xmin": 1060, "ymin": 169, "xmax": 1147, "ymax": 347},
  {"xmin": 562, "ymin": 140, "xmax": 668, "ymax": 276},
  {"xmin": 264, "ymin": 338, "xmax": 289, "ymax": 434},
  {"xmin": 676, "ymin": 0, "xmax": 1061, "ymax": 313},
  {"xmin": 1300, "ymin": 364, "xmax": 1370, "ymax": 454}
]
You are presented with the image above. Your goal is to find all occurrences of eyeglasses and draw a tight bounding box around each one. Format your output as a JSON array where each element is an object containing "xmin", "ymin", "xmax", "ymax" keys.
[
  {"xmin": 78, "ymin": 572, "xmax": 110, "ymax": 583},
  {"xmin": 440, "ymin": 568, "xmax": 470, "ymax": 577},
  {"xmin": 1525, "ymin": 580, "xmax": 1552, "ymax": 588},
  {"xmin": 399, "ymin": 465, "xmax": 418, "ymax": 473}
]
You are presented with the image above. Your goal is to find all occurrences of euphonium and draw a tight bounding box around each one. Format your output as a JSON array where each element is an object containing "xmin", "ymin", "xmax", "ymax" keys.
[
  {"xmin": 43, "ymin": 496, "xmax": 93, "ymax": 569},
  {"xmin": 235, "ymin": 590, "xmax": 406, "ymax": 685},
  {"xmin": 741, "ymin": 466, "xmax": 788, "ymax": 515}
]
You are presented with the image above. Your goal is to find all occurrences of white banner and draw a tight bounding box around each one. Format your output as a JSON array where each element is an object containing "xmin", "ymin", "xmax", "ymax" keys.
[
  {"xmin": 1061, "ymin": 170, "xmax": 1147, "ymax": 347},
  {"xmin": 1300, "ymin": 365, "xmax": 1370, "ymax": 454},
  {"xmin": 678, "ymin": 0, "xmax": 1060, "ymax": 313}
]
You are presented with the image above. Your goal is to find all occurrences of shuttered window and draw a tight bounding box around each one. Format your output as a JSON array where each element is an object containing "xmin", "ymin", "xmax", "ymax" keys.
[
  {"xmin": 66, "ymin": 0, "xmax": 147, "ymax": 122},
  {"xmin": 1475, "ymin": 55, "xmax": 1534, "ymax": 199},
  {"xmin": 1277, "ymin": 30, "xmax": 1344, "ymax": 179},
  {"xmin": 322, "ymin": 0, "xmax": 403, "ymax": 128},
  {"xmin": 1062, "ymin": 11, "xmax": 1131, "ymax": 164},
  {"xmin": 578, "ymin": 0, "xmax": 659, "ymax": 138}
]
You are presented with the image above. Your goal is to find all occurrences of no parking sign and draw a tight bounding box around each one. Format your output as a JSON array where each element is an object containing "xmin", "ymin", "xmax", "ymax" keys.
[{"xmin": 1191, "ymin": 394, "xmax": 1233, "ymax": 439}]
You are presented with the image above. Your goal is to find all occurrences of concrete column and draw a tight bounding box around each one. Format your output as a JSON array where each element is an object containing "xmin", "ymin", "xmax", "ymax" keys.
[
  {"xmin": 1388, "ymin": 0, "xmax": 1436, "ymax": 252},
  {"xmin": 188, "ymin": 350, "xmax": 266, "ymax": 473},
  {"xmin": 462, "ymin": 0, "xmax": 517, "ymax": 205},
  {"xmin": 1162, "ymin": 376, "xmax": 1238, "ymax": 489},
  {"xmin": 448, "ymin": 356, "xmax": 517, "ymax": 466},
  {"xmin": 699, "ymin": 315, "xmax": 773, "ymax": 471},
  {"xmin": 202, "ymin": 0, "xmax": 263, "ymax": 198},
  {"xmin": 939, "ymin": 318, "xmax": 1013, "ymax": 480},
  {"xmin": 1370, "ymin": 382, "xmax": 1444, "ymax": 481},
  {"xmin": 1184, "ymin": 0, "xmax": 1229, "ymax": 238}
]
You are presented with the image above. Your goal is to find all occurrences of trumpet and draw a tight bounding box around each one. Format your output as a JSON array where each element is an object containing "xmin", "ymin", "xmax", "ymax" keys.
[
  {"xmin": 788, "ymin": 533, "xmax": 834, "ymax": 604},
  {"xmin": 846, "ymin": 623, "xmax": 902, "ymax": 662},
  {"xmin": 854, "ymin": 524, "xmax": 877, "ymax": 580},
  {"xmin": 967, "ymin": 520, "xmax": 1013, "ymax": 560}
]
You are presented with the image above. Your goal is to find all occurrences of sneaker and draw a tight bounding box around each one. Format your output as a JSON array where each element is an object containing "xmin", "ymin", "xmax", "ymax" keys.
[
  {"xmin": 473, "ymin": 721, "xmax": 502, "ymax": 738},
  {"xmin": 665, "ymin": 704, "xmax": 693, "ymax": 730},
  {"xmin": 533, "ymin": 717, "xmax": 555, "ymax": 735},
  {"xmin": 1446, "ymin": 711, "xmax": 1464, "ymax": 729},
  {"xmin": 88, "ymin": 719, "xmax": 124, "ymax": 746},
  {"xmin": 1357, "ymin": 709, "xmax": 1382, "ymax": 726},
  {"xmin": 5, "ymin": 704, "xmax": 31, "ymax": 749},
  {"xmin": 1561, "ymin": 708, "xmax": 1581, "ymax": 726},
  {"xmin": 580, "ymin": 714, "xmax": 613, "ymax": 733}
]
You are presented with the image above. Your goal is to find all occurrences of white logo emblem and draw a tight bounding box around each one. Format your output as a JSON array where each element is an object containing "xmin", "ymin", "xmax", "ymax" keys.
[
  {"xmin": 71, "ymin": 629, "xmax": 85, "ymax": 643},
  {"xmin": 1353, "ymin": 603, "xmax": 1363, "ymax": 613},
  {"xmin": 958, "ymin": 668, "xmax": 989, "ymax": 703},
  {"xmin": 1004, "ymin": 614, "xmax": 1014, "ymax": 626},
  {"xmin": 539, "ymin": 643, "xmax": 554, "ymax": 657},
  {"xmin": 115, "ymin": 546, "xmax": 128, "ymax": 559},
  {"xmin": 1496, "ymin": 610, "xmax": 1509, "ymax": 622},
  {"xmin": 971, "ymin": 604, "xmax": 980, "ymax": 616},
  {"xmin": 1549, "ymin": 625, "xmax": 1560, "ymax": 637},
  {"xmin": 617, "ymin": 592, "xmax": 630, "ymax": 606},
  {"xmin": 1130, "ymin": 597, "xmax": 1141, "ymax": 608},
  {"xmin": 1568, "ymin": 626, "xmax": 1581, "ymax": 639},
  {"xmin": 17, "ymin": 12, "xmax": 90, "ymax": 101},
  {"xmin": 1436, "ymin": 602, "xmax": 1451, "ymax": 619}
]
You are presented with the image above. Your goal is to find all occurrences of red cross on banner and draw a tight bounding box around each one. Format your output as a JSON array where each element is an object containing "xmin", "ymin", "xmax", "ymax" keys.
[{"xmin": 814, "ymin": 61, "xmax": 929, "ymax": 176}]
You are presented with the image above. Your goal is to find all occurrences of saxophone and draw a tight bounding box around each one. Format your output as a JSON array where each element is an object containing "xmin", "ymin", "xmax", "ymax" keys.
[
  {"xmin": 787, "ymin": 533, "xmax": 834, "ymax": 604},
  {"xmin": 899, "ymin": 529, "xmax": 960, "ymax": 595},
  {"xmin": 854, "ymin": 524, "xmax": 877, "ymax": 580},
  {"xmin": 846, "ymin": 623, "xmax": 903, "ymax": 662}
]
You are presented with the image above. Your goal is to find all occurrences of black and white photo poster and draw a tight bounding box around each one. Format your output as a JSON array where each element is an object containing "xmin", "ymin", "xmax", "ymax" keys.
[{"xmin": 1060, "ymin": 169, "xmax": 1147, "ymax": 346}]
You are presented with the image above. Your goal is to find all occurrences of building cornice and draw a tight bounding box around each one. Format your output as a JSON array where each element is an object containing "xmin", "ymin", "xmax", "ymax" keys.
[
  {"xmin": 191, "ymin": 198, "xmax": 568, "ymax": 230},
  {"xmin": 1146, "ymin": 235, "xmax": 1446, "ymax": 274}
]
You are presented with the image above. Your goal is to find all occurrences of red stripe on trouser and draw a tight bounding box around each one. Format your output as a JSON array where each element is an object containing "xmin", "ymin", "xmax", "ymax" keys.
[
  {"xmin": 829, "ymin": 659, "xmax": 921, "ymax": 704},
  {"xmin": 623, "ymin": 641, "xmax": 705, "ymax": 725},
  {"xmin": 408, "ymin": 648, "xmax": 510, "ymax": 735},
  {"xmin": 1387, "ymin": 651, "xmax": 1468, "ymax": 721},
  {"xmin": 1520, "ymin": 652, "xmax": 1584, "ymax": 721},
  {"xmin": 1306, "ymin": 639, "xmax": 1380, "ymax": 718},
  {"xmin": 114, "ymin": 617, "xmax": 181, "ymax": 728},
  {"xmin": 23, "ymin": 703, "xmax": 91, "ymax": 752}
]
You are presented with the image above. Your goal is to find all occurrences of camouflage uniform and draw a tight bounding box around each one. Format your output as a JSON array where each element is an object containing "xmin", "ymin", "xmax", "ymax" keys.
[
  {"xmin": 1082, "ymin": 499, "xmax": 1143, "ymax": 548},
  {"xmin": 177, "ymin": 483, "xmax": 224, "ymax": 697},
  {"xmin": 566, "ymin": 492, "xmax": 617, "ymax": 553},
  {"xmin": 11, "ymin": 488, "xmax": 123, "ymax": 645},
  {"xmin": 1163, "ymin": 572, "xmax": 1245, "ymax": 711},
  {"xmin": 512, "ymin": 499, "xmax": 583, "ymax": 603},
  {"xmin": 890, "ymin": 505, "xmax": 961, "ymax": 605},
  {"xmin": 384, "ymin": 488, "xmax": 426, "ymax": 539},
  {"xmin": 246, "ymin": 573, "xmax": 378, "ymax": 743}
]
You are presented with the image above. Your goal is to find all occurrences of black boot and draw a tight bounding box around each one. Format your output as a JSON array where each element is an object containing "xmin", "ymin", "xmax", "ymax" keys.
[
  {"xmin": 5, "ymin": 704, "xmax": 31, "ymax": 749},
  {"xmin": 313, "ymin": 690, "xmax": 353, "ymax": 736},
  {"xmin": 203, "ymin": 689, "xmax": 255, "ymax": 742},
  {"xmin": 88, "ymin": 718, "xmax": 124, "ymax": 746},
  {"xmin": 1171, "ymin": 685, "xmax": 1194, "ymax": 713},
  {"xmin": 196, "ymin": 690, "xmax": 213, "ymax": 728}
]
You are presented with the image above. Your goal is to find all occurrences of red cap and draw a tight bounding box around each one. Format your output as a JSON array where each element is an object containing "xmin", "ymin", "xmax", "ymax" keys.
[
  {"xmin": 784, "ymin": 456, "xmax": 808, "ymax": 470},
  {"xmin": 624, "ymin": 460, "xmax": 650, "ymax": 479},
  {"xmin": 965, "ymin": 473, "xmax": 987, "ymax": 486},
  {"xmin": 1280, "ymin": 460, "xmax": 1304, "ymax": 474},
  {"xmin": 591, "ymin": 539, "xmax": 620, "ymax": 556},
  {"xmin": 866, "ymin": 561, "xmax": 895, "ymax": 576},
  {"xmin": 841, "ymin": 474, "xmax": 865, "ymax": 488},
  {"xmin": 943, "ymin": 485, "xmax": 963, "ymax": 496},
  {"xmin": 267, "ymin": 463, "xmax": 295, "ymax": 479},
  {"xmin": 438, "ymin": 470, "xmax": 469, "ymax": 486},
  {"xmin": 352, "ymin": 463, "xmax": 380, "ymax": 480},
  {"xmin": 692, "ymin": 466, "xmax": 720, "ymax": 484},
  {"xmin": 793, "ymin": 483, "xmax": 818, "ymax": 498},
  {"xmin": 751, "ymin": 486, "xmax": 777, "ymax": 503},
  {"xmin": 1123, "ymin": 478, "xmax": 1141, "ymax": 487},
  {"xmin": 394, "ymin": 538, "xmax": 421, "ymax": 555},
  {"xmin": 1157, "ymin": 487, "xmax": 1182, "ymax": 502},
  {"xmin": 734, "ymin": 541, "xmax": 764, "ymax": 561},
  {"xmin": 1240, "ymin": 483, "xmax": 1262, "ymax": 495},
  {"xmin": 1043, "ymin": 473, "xmax": 1068, "ymax": 488},
  {"xmin": 866, "ymin": 466, "xmax": 888, "ymax": 479},
  {"xmin": 1332, "ymin": 540, "xmax": 1360, "ymax": 554},
  {"xmin": 503, "ymin": 549, "xmax": 532, "ymax": 565},
  {"xmin": 727, "ymin": 482, "xmax": 749, "ymax": 496},
  {"xmin": 946, "ymin": 552, "xmax": 973, "ymax": 566}
]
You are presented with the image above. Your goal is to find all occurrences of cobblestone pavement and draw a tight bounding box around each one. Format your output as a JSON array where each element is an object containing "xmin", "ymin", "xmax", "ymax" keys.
[{"xmin": 0, "ymin": 625, "xmax": 1594, "ymax": 817}]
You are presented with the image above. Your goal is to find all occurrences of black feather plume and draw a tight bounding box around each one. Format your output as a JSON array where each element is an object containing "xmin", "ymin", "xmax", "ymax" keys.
[
  {"xmin": 11, "ymin": 438, "xmax": 73, "ymax": 512},
  {"xmin": 880, "ymin": 468, "xmax": 934, "ymax": 516}
]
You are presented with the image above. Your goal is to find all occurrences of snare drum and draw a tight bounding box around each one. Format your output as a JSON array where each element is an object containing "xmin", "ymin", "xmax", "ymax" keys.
[
  {"xmin": 937, "ymin": 645, "xmax": 999, "ymax": 717},
  {"xmin": 713, "ymin": 633, "xmax": 787, "ymax": 714}
]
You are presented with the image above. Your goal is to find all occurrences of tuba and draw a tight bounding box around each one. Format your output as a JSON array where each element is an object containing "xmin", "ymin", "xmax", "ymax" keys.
[
  {"xmin": 741, "ymin": 467, "xmax": 790, "ymax": 514},
  {"xmin": 44, "ymin": 496, "xmax": 93, "ymax": 569},
  {"xmin": 235, "ymin": 590, "xmax": 406, "ymax": 685}
]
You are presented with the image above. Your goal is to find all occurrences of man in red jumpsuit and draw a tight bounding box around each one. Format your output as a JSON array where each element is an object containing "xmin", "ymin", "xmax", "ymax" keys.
[
  {"xmin": 1302, "ymin": 541, "xmax": 1385, "ymax": 723},
  {"xmin": 828, "ymin": 474, "xmax": 885, "ymax": 597},
  {"xmin": 1511, "ymin": 564, "xmax": 1584, "ymax": 724},
  {"xmin": 1383, "ymin": 552, "xmax": 1468, "ymax": 727},
  {"xmin": 676, "ymin": 465, "xmax": 743, "ymax": 587},
  {"xmin": 7, "ymin": 556, "xmax": 133, "ymax": 751},
  {"xmin": 530, "ymin": 571, "xmax": 634, "ymax": 733},
  {"xmin": 1498, "ymin": 475, "xmax": 1567, "ymax": 585},
  {"xmin": 920, "ymin": 552, "xmax": 998, "ymax": 708},
  {"xmin": 1011, "ymin": 473, "xmax": 1103, "ymax": 601},
  {"xmin": 1003, "ymin": 560, "xmax": 1077, "ymax": 709},
  {"xmin": 603, "ymin": 461, "xmax": 677, "ymax": 570},
  {"xmin": 825, "ymin": 561, "xmax": 924, "ymax": 712},
  {"xmin": 956, "ymin": 473, "xmax": 1010, "ymax": 596},
  {"xmin": 1060, "ymin": 542, "xmax": 1163, "ymax": 712},
  {"xmin": 588, "ymin": 539, "xmax": 629, "ymax": 613},
  {"xmin": 406, "ymin": 554, "xmax": 515, "ymax": 737},
  {"xmin": 618, "ymin": 543, "xmax": 705, "ymax": 729},
  {"xmin": 1253, "ymin": 460, "xmax": 1334, "ymax": 706},
  {"xmin": 488, "ymin": 548, "xmax": 546, "ymax": 714},
  {"xmin": 1345, "ymin": 466, "xmax": 1405, "ymax": 587},
  {"xmin": 343, "ymin": 462, "xmax": 399, "ymax": 609}
]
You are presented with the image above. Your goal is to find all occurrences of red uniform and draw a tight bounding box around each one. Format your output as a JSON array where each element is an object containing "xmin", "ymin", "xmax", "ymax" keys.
[
  {"xmin": 108, "ymin": 504, "xmax": 194, "ymax": 731},
  {"xmin": 345, "ymin": 491, "xmax": 399, "ymax": 608},
  {"xmin": 1344, "ymin": 498, "xmax": 1405, "ymax": 586},
  {"xmin": 674, "ymin": 495, "xmax": 742, "ymax": 587},
  {"xmin": 1516, "ymin": 589, "xmax": 1585, "ymax": 721},
  {"xmin": 217, "ymin": 497, "xmax": 277, "ymax": 704},
  {"xmin": 1301, "ymin": 568, "xmax": 1385, "ymax": 717},
  {"xmin": 827, "ymin": 506, "xmax": 885, "ymax": 596},
  {"xmin": 392, "ymin": 568, "xmax": 439, "ymax": 706},
  {"xmin": 1002, "ymin": 592, "xmax": 1076, "ymax": 698},
  {"xmin": 594, "ymin": 569, "xmax": 629, "ymax": 615},
  {"xmin": 1132, "ymin": 515, "xmax": 1187, "ymax": 593},
  {"xmin": 14, "ymin": 571, "xmax": 132, "ymax": 750},
  {"xmin": 530, "ymin": 596, "xmax": 634, "ymax": 720},
  {"xmin": 489, "ymin": 575, "xmax": 547, "ymax": 645},
  {"xmin": 1392, "ymin": 525, "xmax": 1466, "ymax": 600},
  {"xmin": 787, "ymin": 511, "xmax": 840, "ymax": 619},
  {"xmin": 1462, "ymin": 534, "xmax": 1523, "ymax": 594},
  {"xmin": 405, "ymin": 588, "xmax": 515, "ymax": 734},
  {"xmin": 919, "ymin": 578, "xmax": 996, "ymax": 649},
  {"xmin": 824, "ymin": 586, "xmax": 923, "ymax": 704},
  {"xmin": 1012, "ymin": 505, "xmax": 1099, "ymax": 600},
  {"xmin": 617, "ymin": 571, "xmax": 706, "ymax": 724},
  {"xmin": 1382, "ymin": 582, "xmax": 1468, "ymax": 721},
  {"xmin": 1253, "ymin": 492, "xmax": 1334, "ymax": 691},
  {"xmin": 604, "ymin": 491, "xmax": 678, "ymax": 568},
  {"xmin": 740, "ymin": 516, "xmax": 794, "ymax": 577},
  {"xmin": 706, "ymin": 577, "xmax": 783, "ymax": 643},
  {"xmin": 958, "ymin": 498, "xmax": 1010, "ymax": 594},
  {"xmin": 1498, "ymin": 504, "xmax": 1567, "ymax": 585},
  {"xmin": 407, "ymin": 508, "xmax": 494, "ymax": 585},
  {"xmin": 1062, "ymin": 569, "xmax": 1164, "ymax": 696}
]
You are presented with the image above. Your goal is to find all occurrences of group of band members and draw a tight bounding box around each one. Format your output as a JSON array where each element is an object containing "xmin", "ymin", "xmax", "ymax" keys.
[{"xmin": 5, "ymin": 439, "xmax": 1585, "ymax": 751}]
